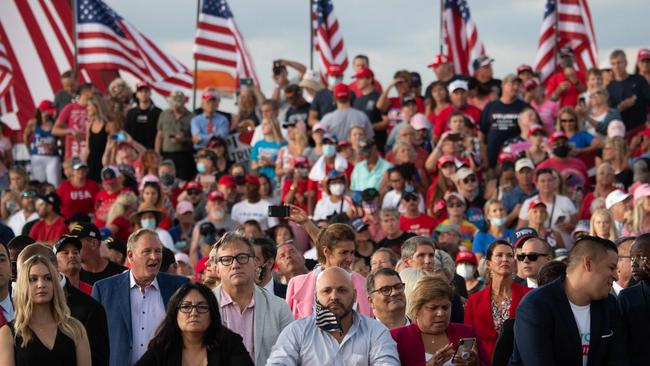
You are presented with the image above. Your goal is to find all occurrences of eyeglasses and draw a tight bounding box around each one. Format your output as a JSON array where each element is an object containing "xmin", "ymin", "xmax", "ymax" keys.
[
  {"xmin": 22, "ymin": 191, "xmax": 36, "ymax": 198},
  {"xmin": 178, "ymin": 302, "xmax": 210, "ymax": 314},
  {"xmin": 403, "ymin": 195, "xmax": 418, "ymax": 202},
  {"xmin": 462, "ymin": 176, "xmax": 477, "ymax": 184},
  {"xmin": 532, "ymin": 132, "xmax": 545, "ymax": 137},
  {"xmin": 187, "ymin": 190, "xmax": 201, "ymax": 196},
  {"xmin": 618, "ymin": 255, "xmax": 631, "ymax": 260},
  {"xmin": 516, "ymin": 252, "xmax": 549, "ymax": 262},
  {"xmin": 370, "ymin": 282, "xmax": 405, "ymax": 296},
  {"xmin": 560, "ymin": 118, "xmax": 576, "ymax": 123},
  {"xmin": 216, "ymin": 253, "xmax": 253, "ymax": 266}
]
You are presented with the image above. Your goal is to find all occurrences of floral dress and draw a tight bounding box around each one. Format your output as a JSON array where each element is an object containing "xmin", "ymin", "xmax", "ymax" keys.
[{"xmin": 491, "ymin": 296, "xmax": 512, "ymax": 334}]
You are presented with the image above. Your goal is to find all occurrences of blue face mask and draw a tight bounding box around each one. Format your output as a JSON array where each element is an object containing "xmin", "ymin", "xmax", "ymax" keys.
[
  {"xmin": 196, "ymin": 162, "xmax": 206, "ymax": 174},
  {"xmin": 490, "ymin": 217, "xmax": 505, "ymax": 227},
  {"xmin": 322, "ymin": 144, "xmax": 336, "ymax": 157},
  {"xmin": 140, "ymin": 218, "xmax": 156, "ymax": 230}
]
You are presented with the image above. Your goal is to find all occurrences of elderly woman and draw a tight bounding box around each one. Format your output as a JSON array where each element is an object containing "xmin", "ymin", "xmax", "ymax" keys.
[
  {"xmin": 464, "ymin": 240, "xmax": 530, "ymax": 361},
  {"xmin": 285, "ymin": 217, "xmax": 373, "ymax": 319},
  {"xmin": 589, "ymin": 208, "xmax": 617, "ymax": 241},
  {"xmin": 391, "ymin": 276, "xmax": 489, "ymax": 366},
  {"xmin": 134, "ymin": 282, "xmax": 253, "ymax": 366}
]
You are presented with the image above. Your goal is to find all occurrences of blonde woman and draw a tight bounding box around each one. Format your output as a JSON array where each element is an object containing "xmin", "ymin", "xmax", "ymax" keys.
[
  {"xmin": 627, "ymin": 186, "xmax": 650, "ymax": 235},
  {"xmin": 598, "ymin": 137, "xmax": 632, "ymax": 188},
  {"xmin": 275, "ymin": 123, "xmax": 309, "ymax": 179},
  {"xmin": 105, "ymin": 191, "xmax": 138, "ymax": 243},
  {"xmin": 589, "ymin": 208, "xmax": 617, "ymax": 241},
  {"xmin": 0, "ymin": 255, "xmax": 90, "ymax": 366},
  {"xmin": 250, "ymin": 118, "xmax": 287, "ymax": 183}
]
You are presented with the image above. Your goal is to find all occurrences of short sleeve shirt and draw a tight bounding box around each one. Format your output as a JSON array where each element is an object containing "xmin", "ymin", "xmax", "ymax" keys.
[{"xmin": 157, "ymin": 108, "xmax": 193, "ymax": 152}]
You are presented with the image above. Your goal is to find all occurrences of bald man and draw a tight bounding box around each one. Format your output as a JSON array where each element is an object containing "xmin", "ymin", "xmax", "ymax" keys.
[{"xmin": 267, "ymin": 267, "xmax": 400, "ymax": 365}]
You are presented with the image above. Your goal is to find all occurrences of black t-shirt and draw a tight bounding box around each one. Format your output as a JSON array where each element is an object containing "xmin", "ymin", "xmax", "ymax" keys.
[
  {"xmin": 125, "ymin": 104, "xmax": 162, "ymax": 149},
  {"xmin": 377, "ymin": 231, "xmax": 416, "ymax": 256},
  {"xmin": 469, "ymin": 77, "xmax": 502, "ymax": 97},
  {"xmin": 606, "ymin": 74, "xmax": 650, "ymax": 131},
  {"xmin": 310, "ymin": 88, "xmax": 356, "ymax": 120},
  {"xmin": 285, "ymin": 102, "xmax": 311, "ymax": 127},
  {"xmin": 353, "ymin": 90, "xmax": 386, "ymax": 148},
  {"xmin": 80, "ymin": 260, "xmax": 127, "ymax": 285},
  {"xmin": 480, "ymin": 98, "xmax": 531, "ymax": 167}
]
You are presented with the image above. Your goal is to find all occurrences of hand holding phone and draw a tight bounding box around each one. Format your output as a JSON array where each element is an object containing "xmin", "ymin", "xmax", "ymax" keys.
[
  {"xmin": 452, "ymin": 338, "xmax": 476, "ymax": 364},
  {"xmin": 268, "ymin": 205, "xmax": 290, "ymax": 218}
]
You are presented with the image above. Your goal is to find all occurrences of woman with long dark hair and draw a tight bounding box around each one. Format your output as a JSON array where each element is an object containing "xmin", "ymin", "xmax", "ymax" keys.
[{"xmin": 135, "ymin": 282, "xmax": 253, "ymax": 366}]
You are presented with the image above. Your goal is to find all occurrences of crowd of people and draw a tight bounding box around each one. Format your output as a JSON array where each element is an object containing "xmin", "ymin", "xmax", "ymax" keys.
[{"xmin": 0, "ymin": 46, "xmax": 649, "ymax": 365}]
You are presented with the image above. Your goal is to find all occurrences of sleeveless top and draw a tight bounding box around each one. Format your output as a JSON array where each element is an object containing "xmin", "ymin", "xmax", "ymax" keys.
[
  {"xmin": 32, "ymin": 125, "xmax": 58, "ymax": 156},
  {"xmin": 87, "ymin": 123, "xmax": 108, "ymax": 182},
  {"xmin": 8, "ymin": 322, "xmax": 77, "ymax": 366}
]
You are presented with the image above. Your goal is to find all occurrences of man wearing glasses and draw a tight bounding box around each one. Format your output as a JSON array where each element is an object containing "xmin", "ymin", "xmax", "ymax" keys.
[
  {"xmin": 515, "ymin": 237, "xmax": 552, "ymax": 288},
  {"xmin": 5, "ymin": 189, "xmax": 38, "ymax": 236},
  {"xmin": 366, "ymin": 268, "xmax": 408, "ymax": 329},
  {"xmin": 211, "ymin": 232, "xmax": 292, "ymax": 366},
  {"xmin": 618, "ymin": 233, "xmax": 650, "ymax": 365},
  {"xmin": 612, "ymin": 237, "xmax": 635, "ymax": 296}
]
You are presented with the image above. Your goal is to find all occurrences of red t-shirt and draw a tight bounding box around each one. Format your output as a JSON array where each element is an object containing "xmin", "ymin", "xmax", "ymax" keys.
[
  {"xmin": 29, "ymin": 216, "xmax": 69, "ymax": 243},
  {"xmin": 432, "ymin": 104, "xmax": 482, "ymax": 138},
  {"xmin": 56, "ymin": 102, "xmax": 88, "ymax": 159},
  {"xmin": 94, "ymin": 189, "xmax": 125, "ymax": 228},
  {"xmin": 57, "ymin": 179, "xmax": 100, "ymax": 219},
  {"xmin": 281, "ymin": 179, "xmax": 310, "ymax": 211},
  {"xmin": 388, "ymin": 96, "xmax": 425, "ymax": 113},
  {"xmin": 349, "ymin": 79, "xmax": 383, "ymax": 97},
  {"xmin": 307, "ymin": 161, "xmax": 354, "ymax": 203},
  {"xmin": 110, "ymin": 216, "xmax": 132, "ymax": 243},
  {"xmin": 400, "ymin": 214, "xmax": 439, "ymax": 236},
  {"xmin": 545, "ymin": 70, "xmax": 586, "ymax": 108}
]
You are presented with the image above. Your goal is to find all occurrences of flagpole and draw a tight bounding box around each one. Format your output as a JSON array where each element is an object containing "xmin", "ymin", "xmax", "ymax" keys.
[
  {"xmin": 72, "ymin": 0, "xmax": 78, "ymax": 80},
  {"xmin": 309, "ymin": 0, "xmax": 314, "ymax": 69},
  {"xmin": 192, "ymin": 0, "xmax": 200, "ymax": 111},
  {"xmin": 439, "ymin": 0, "xmax": 444, "ymax": 54},
  {"xmin": 553, "ymin": 0, "xmax": 559, "ymax": 71}
]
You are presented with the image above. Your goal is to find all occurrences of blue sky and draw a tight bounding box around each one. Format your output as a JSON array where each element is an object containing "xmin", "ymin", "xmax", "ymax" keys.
[{"xmin": 105, "ymin": 0, "xmax": 648, "ymax": 104}]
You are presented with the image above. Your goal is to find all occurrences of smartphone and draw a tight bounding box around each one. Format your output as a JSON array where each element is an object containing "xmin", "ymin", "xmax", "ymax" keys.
[
  {"xmin": 111, "ymin": 132, "xmax": 126, "ymax": 142},
  {"xmin": 273, "ymin": 61, "xmax": 284, "ymax": 76},
  {"xmin": 447, "ymin": 132, "xmax": 462, "ymax": 141},
  {"xmin": 268, "ymin": 205, "xmax": 290, "ymax": 218},
  {"xmin": 555, "ymin": 215, "xmax": 566, "ymax": 224},
  {"xmin": 452, "ymin": 338, "xmax": 476, "ymax": 363}
]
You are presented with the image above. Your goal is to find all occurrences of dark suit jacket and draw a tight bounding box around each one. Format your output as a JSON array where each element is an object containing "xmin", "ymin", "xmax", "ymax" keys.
[
  {"xmin": 273, "ymin": 279, "xmax": 287, "ymax": 299},
  {"xmin": 618, "ymin": 280, "xmax": 650, "ymax": 366},
  {"xmin": 133, "ymin": 327, "xmax": 253, "ymax": 366},
  {"xmin": 390, "ymin": 322, "xmax": 490, "ymax": 366},
  {"xmin": 464, "ymin": 281, "xmax": 530, "ymax": 361},
  {"xmin": 509, "ymin": 277, "xmax": 626, "ymax": 366},
  {"xmin": 91, "ymin": 271, "xmax": 189, "ymax": 366},
  {"xmin": 65, "ymin": 278, "xmax": 109, "ymax": 366}
]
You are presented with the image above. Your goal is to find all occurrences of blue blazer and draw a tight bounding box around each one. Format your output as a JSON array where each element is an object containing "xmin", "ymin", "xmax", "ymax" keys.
[
  {"xmin": 509, "ymin": 277, "xmax": 626, "ymax": 366},
  {"xmin": 91, "ymin": 271, "xmax": 189, "ymax": 366},
  {"xmin": 618, "ymin": 281, "xmax": 650, "ymax": 366}
]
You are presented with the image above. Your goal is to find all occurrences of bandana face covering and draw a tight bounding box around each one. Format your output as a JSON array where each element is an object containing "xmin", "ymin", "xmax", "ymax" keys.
[{"xmin": 315, "ymin": 300, "xmax": 343, "ymax": 334}]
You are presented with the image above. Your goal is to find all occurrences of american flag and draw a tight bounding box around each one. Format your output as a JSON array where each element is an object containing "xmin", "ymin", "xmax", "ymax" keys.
[
  {"xmin": 0, "ymin": 1, "xmax": 115, "ymax": 131},
  {"xmin": 0, "ymin": 34, "xmax": 14, "ymax": 117},
  {"xmin": 193, "ymin": 0, "xmax": 259, "ymax": 86},
  {"xmin": 535, "ymin": 0, "xmax": 598, "ymax": 83},
  {"xmin": 442, "ymin": 0, "xmax": 485, "ymax": 76},
  {"xmin": 77, "ymin": 0, "xmax": 192, "ymax": 96},
  {"xmin": 312, "ymin": 0, "xmax": 348, "ymax": 79}
]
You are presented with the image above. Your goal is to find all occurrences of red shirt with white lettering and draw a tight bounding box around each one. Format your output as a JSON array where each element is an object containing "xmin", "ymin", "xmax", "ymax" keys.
[
  {"xmin": 56, "ymin": 102, "xmax": 88, "ymax": 159},
  {"xmin": 57, "ymin": 179, "xmax": 100, "ymax": 219},
  {"xmin": 400, "ymin": 214, "xmax": 439, "ymax": 236},
  {"xmin": 29, "ymin": 216, "xmax": 69, "ymax": 243},
  {"xmin": 94, "ymin": 188, "xmax": 126, "ymax": 228}
]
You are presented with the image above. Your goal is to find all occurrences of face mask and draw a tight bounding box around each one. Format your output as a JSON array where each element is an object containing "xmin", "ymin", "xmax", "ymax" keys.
[
  {"xmin": 140, "ymin": 218, "xmax": 156, "ymax": 230},
  {"xmin": 456, "ymin": 263, "xmax": 476, "ymax": 279},
  {"xmin": 322, "ymin": 144, "xmax": 336, "ymax": 157},
  {"xmin": 553, "ymin": 145, "xmax": 570, "ymax": 158},
  {"xmin": 210, "ymin": 208, "xmax": 226, "ymax": 221},
  {"xmin": 468, "ymin": 187, "xmax": 480, "ymax": 201},
  {"xmin": 329, "ymin": 183, "xmax": 345, "ymax": 196},
  {"xmin": 196, "ymin": 162, "xmax": 206, "ymax": 174},
  {"xmin": 314, "ymin": 299, "xmax": 343, "ymax": 333},
  {"xmin": 160, "ymin": 173, "xmax": 175, "ymax": 186},
  {"xmin": 5, "ymin": 201, "xmax": 20, "ymax": 215},
  {"xmin": 490, "ymin": 217, "xmax": 505, "ymax": 227},
  {"xmin": 327, "ymin": 76, "xmax": 341, "ymax": 88}
]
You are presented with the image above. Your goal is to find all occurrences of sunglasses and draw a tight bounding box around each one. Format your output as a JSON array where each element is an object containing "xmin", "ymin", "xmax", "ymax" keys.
[
  {"xmin": 403, "ymin": 195, "xmax": 418, "ymax": 202},
  {"xmin": 560, "ymin": 118, "xmax": 576, "ymax": 123},
  {"xmin": 22, "ymin": 191, "xmax": 37, "ymax": 198},
  {"xmin": 462, "ymin": 176, "xmax": 477, "ymax": 184},
  {"xmin": 516, "ymin": 252, "xmax": 549, "ymax": 262},
  {"xmin": 187, "ymin": 190, "xmax": 201, "ymax": 196}
]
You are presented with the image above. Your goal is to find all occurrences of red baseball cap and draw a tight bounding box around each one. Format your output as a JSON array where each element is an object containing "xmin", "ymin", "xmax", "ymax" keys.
[
  {"xmin": 218, "ymin": 175, "xmax": 236, "ymax": 187},
  {"xmin": 638, "ymin": 48, "xmax": 650, "ymax": 61},
  {"xmin": 333, "ymin": 83, "xmax": 350, "ymax": 99},
  {"xmin": 516, "ymin": 64, "xmax": 533, "ymax": 75},
  {"xmin": 185, "ymin": 181, "xmax": 203, "ymax": 193},
  {"xmin": 437, "ymin": 155, "xmax": 456, "ymax": 168},
  {"xmin": 528, "ymin": 124, "xmax": 547, "ymax": 136},
  {"xmin": 245, "ymin": 175, "xmax": 260, "ymax": 187},
  {"xmin": 549, "ymin": 131, "xmax": 567, "ymax": 144},
  {"xmin": 427, "ymin": 54, "xmax": 449, "ymax": 68},
  {"xmin": 207, "ymin": 190, "xmax": 225, "ymax": 201},
  {"xmin": 38, "ymin": 100, "xmax": 56, "ymax": 115},
  {"xmin": 353, "ymin": 67, "xmax": 374, "ymax": 79},
  {"xmin": 195, "ymin": 257, "xmax": 209, "ymax": 274},
  {"xmin": 524, "ymin": 78, "xmax": 539, "ymax": 91},
  {"xmin": 528, "ymin": 198, "xmax": 547, "ymax": 211},
  {"xmin": 498, "ymin": 152, "xmax": 516, "ymax": 164},
  {"xmin": 202, "ymin": 91, "xmax": 218, "ymax": 101},
  {"xmin": 327, "ymin": 64, "xmax": 344, "ymax": 76},
  {"xmin": 456, "ymin": 250, "xmax": 478, "ymax": 266},
  {"xmin": 135, "ymin": 81, "xmax": 150, "ymax": 90}
]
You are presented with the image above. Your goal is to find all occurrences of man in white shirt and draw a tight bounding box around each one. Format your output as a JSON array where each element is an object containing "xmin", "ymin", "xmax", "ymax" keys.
[
  {"xmin": 6, "ymin": 189, "xmax": 39, "ymax": 236},
  {"xmin": 230, "ymin": 175, "xmax": 278, "ymax": 230},
  {"xmin": 366, "ymin": 268, "xmax": 408, "ymax": 330},
  {"xmin": 267, "ymin": 266, "xmax": 400, "ymax": 365}
]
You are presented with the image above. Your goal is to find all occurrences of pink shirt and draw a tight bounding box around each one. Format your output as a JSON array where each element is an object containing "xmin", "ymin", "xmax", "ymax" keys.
[
  {"xmin": 219, "ymin": 288, "xmax": 255, "ymax": 361},
  {"xmin": 531, "ymin": 99, "xmax": 560, "ymax": 133}
]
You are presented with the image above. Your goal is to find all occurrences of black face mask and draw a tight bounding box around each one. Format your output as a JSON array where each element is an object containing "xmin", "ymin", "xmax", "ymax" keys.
[
  {"xmin": 553, "ymin": 145, "xmax": 570, "ymax": 158},
  {"xmin": 160, "ymin": 173, "xmax": 175, "ymax": 186}
]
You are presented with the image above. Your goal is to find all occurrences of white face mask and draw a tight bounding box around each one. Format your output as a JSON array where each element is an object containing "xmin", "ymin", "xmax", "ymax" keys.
[
  {"xmin": 327, "ymin": 76, "xmax": 342, "ymax": 87},
  {"xmin": 210, "ymin": 208, "xmax": 225, "ymax": 221},
  {"xmin": 140, "ymin": 218, "xmax": 156, "ymax": 230},
  {"xmin": 329, "ymin": 183, "xmax": 345, "ymax": 196},
  {"xmin": 455, "ymin": 263, "xmax": 476, "ymax": 279}
]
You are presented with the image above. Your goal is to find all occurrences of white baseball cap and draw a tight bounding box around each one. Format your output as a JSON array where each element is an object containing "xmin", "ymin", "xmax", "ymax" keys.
[
  {"xmin": 515, "ymin": 158, "xmax": 535, "ymax": 172},
  {"xmin": 447, "ymin": 79, "xmax": 468, "ymax": 93},
  {"xmin": 605, "ymin": 189, "xmax": 631, "ymax": 209}
]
